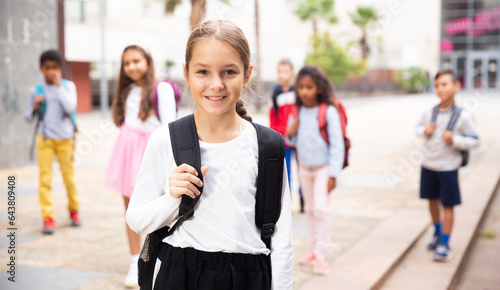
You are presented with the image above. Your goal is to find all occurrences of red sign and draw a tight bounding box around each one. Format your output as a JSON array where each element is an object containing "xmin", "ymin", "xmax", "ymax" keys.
[{"xmin": 445, "ymin": 6, "xmax": 500, "ymax": 36}]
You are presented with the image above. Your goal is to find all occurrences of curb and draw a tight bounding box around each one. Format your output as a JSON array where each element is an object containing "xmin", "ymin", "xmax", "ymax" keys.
[{"xmin": 300, "ymin": 139, "xmax": 500, "ymax": 290}]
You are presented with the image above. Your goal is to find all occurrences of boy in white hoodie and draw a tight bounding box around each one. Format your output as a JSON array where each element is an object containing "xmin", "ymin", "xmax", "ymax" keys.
[{"xmin": 416, "ymin": 69, "xmax": 480, "ymax": 262}]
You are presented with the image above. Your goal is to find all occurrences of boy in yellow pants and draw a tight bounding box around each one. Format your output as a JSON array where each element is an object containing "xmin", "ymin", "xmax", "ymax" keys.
[{"xmin": 24, "ymin": 49, "xmax": 81, "ymax": 234}]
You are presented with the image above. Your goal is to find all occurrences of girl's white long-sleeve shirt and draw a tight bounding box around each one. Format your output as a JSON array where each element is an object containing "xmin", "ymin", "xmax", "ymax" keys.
[
  {"xmin": 125, "ymin": 82, "xmax": 176, "ymax": 130},
  {"xmin": 126, "ymin": 120, "xmax": 293, "ymax": 290}
]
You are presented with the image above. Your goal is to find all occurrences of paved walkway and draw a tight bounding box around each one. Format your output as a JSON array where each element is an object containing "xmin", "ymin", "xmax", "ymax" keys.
[{"xmin": 0, "ymin": 92, "xmax": 499, "ymax": 289}]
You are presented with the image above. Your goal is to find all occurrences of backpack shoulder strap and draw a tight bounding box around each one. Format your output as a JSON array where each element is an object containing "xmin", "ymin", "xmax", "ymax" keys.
[
  {"xmin": 334, "ymin": 99, "xmax": 347, "ymax": 125},
  {"xmin": 139, "ymin": 115, "xmax": 203, "ymax": 290},
  {"xmin": 169, "ymin": 114, "xmax": 204, "ymax": 219},
  {"xmin": 318, "ymin": 103, "xmax": 329, "ymax": 145},
  {"xmin": 431, "ymin": 105, "xmax": 440, "ymax": 123},
  {"xmin": 164, "ymin": 79, "xmax": 181, "ymax": 99},
  {"xmin": 35, "ymin": 83, "xmax": 47, "ymax": 119},
  {"xmin": 447, "ymin": 106, "xmax": 462, "ymax": 131},
  {"xmin": 252, "ymin": 122, "xmax": 285, "ymax": 250},
  {"xmin": 139, "ymin": 115, "xmax": 202, "ymax": 289},
  {"xmin": 35, "ymin": 83, "xmax": 44, "ymax": 96}
]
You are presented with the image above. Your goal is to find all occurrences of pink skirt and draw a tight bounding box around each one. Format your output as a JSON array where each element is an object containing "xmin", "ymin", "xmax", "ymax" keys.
[{"xmin": 105, "ymin": 124, "xmax": 153, "ymax": 198}]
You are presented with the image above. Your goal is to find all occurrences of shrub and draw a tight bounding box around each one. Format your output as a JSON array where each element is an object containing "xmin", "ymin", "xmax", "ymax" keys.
[
  {"xmin": 305, "ymin": 32, "xmax": 366, "ymax": 83},
  {"xmin": 395, "ymin": 67, "xmax": 430, "ymax": 93}
]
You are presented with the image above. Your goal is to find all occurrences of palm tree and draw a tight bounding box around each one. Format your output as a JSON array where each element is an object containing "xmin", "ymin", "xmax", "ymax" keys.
[
  {"xmin": 349, "ymin": 6, "xmax": 379, "ymax": 60},
  {"xmin": 164, "ymin": 0, "xmax": 230, "ymax": 30},
  {"xmin": 295, "ymin": 0, "xmax": 337, "ymax": 37}
]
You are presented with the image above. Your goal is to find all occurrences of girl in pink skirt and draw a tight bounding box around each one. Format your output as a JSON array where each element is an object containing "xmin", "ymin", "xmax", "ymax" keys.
[{"xmin": 105, "ymin": 44, "xmax": 177, "ymax": 288}]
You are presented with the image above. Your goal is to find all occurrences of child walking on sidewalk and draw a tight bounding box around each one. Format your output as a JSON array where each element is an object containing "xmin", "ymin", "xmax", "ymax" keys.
[
  {"xmin": 105, "ymin": 44, "xmax": 177, "ymax": 287},
  {"xmin": 24, "ymin": 49, "xmax": 80, "ymax": 235},
  {"xmin": 126, "ymin": 20, "xmax": 292, "ymax": 290},
  {"xmin": 416, "ymin": 69, "xmax": 480, "ymax": 261},
  {"xmin": 287, "ymin": 65, "xmax": 344, "ymax": 275}
]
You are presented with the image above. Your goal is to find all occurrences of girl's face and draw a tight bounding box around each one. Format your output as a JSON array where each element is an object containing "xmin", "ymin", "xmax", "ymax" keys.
[
  {"xmin": 122, "ymin": 49, "xmax": 149, "ymax": 85},
  {"xmin": 297, "ymin": 75, "xmax": 320, "ymax": 108},
  {"xmin": 184, "ymin": 38, "xmax": 252, "ymax": 117}
]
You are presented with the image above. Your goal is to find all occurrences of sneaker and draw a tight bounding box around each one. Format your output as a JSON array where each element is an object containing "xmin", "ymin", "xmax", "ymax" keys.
[
  {"xmin": 124, "ymin": 261, "xmax": 139, "ymax": 288},
  {"xmin": 313, "ymin": 257, "xmax": 330, "ymax": 275},
  {"xmin": 427, "ymin": 234, "xmax": 440, "ymax": 251},
  {"xmin": 299, "ymin": 251, "xmax": 316, "ymax": 264},
  {"xmin": 42, "ymin": 217, "xmax": 55, "ymax": 235},
  {"xmin": 69, "ymin": 211, "xmax": 81, "ymax": 227},
  {"xmin": 434, "ymin": 243, "xmax": 453, "ymax": 262}
]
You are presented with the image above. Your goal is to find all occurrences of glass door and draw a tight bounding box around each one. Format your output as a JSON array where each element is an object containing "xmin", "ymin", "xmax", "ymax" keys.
[
  {"xmin": 487, "ymin": 58, "xmax": 498, "ymax": 89},
  {"xmin": 466, "ymin": 53, "xmax": 499, "ymax": 90}
]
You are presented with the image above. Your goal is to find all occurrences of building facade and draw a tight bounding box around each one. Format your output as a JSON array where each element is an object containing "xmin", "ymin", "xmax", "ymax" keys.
[
  {"xmin": 440, "ymin": 0, "xmax": 500, "ymax": 90},
  {"xmin": 0, "ymin": 0, "xmax": 59, "ymax": 169},
  {"xmin": 64, "ymin": 0, "xmax": 442, "ymax": 100}
]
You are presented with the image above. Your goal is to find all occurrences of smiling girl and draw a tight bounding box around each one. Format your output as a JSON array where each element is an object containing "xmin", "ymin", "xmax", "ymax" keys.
[
  {"xmin": 105, "ymin": 44, "xmax": 177, "ymax": 288},
  {"xmin": 126, "ymin": 20, "xmax": 293, "ymax": 290}
]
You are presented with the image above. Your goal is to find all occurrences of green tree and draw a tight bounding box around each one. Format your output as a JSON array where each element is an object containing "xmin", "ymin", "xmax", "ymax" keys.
[
  {"xmin": 163, "ymin": 0, "xmax": 230, "ymax": 30},
  {"xmin": 305, "ymin": 32, "xmax": 366, "ymax": 83},
  {"xmin": 295, "ymin": 0, "xmax": 337, "ymax": 37},
  {"xmin": 349, "ymin": 6, "xmax": 380, "ymax": 60}
]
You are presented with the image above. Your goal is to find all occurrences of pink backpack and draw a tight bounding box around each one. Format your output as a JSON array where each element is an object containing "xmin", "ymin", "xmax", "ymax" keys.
[{"xmin": 292, "ymin": 100, "xmax": 350, "ymax": 168}]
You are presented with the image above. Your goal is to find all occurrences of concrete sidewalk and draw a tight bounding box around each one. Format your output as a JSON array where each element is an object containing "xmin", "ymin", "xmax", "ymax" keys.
[{"xmin": 0, "ymin": 92, "xmax": 499, "ymax": 289}]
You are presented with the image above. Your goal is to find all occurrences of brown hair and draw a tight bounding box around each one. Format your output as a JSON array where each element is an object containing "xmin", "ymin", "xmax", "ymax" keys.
[
  {"xmin": 295, "ymin": 65, "xmax": 338, "ymax": 110},
  {"xmin": 185, "ymin": 20, "xmax": 252, "ymax": 121},
  {"xmin": 112, "ymin": 45, "xmax": 156, "ymax": 127},
  {"xmin": 435, "ymin": 69, "xmax": 457, "ymax": 82},
  {"xmin": 278, "ymin": 58, "xmax": 293, "ymax": 70}
]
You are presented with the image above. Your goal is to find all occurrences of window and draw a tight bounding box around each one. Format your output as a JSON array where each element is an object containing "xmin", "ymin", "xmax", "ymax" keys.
[{"xmin": 65, "ymin": 0, "xmax": 86, "ymax": 23}]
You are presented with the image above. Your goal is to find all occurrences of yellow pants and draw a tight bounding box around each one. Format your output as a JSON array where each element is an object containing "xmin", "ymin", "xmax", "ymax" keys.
[{"xmin": 37, "ymin": 135, "xmax": 79, "ymax": 219}]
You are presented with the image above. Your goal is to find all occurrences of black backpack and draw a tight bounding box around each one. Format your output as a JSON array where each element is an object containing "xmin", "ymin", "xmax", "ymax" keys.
[
  {"xmin": 431, "ymin": 105, "xmax": 474, "ymax": 167},
  {"xmin": 138, "ymin": 114, "xmax": 285, "ymax": 289}
]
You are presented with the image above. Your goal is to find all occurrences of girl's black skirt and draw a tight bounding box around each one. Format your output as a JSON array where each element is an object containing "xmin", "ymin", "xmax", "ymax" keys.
[{"xmin": 154, "ymin": 243, "xmax": 272, "ymax": 290}]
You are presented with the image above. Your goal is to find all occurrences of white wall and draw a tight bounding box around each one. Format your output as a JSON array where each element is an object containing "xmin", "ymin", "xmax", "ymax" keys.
[{"xmin": 65, "ymin": 0, "xmax": 441, "ymax": 81}]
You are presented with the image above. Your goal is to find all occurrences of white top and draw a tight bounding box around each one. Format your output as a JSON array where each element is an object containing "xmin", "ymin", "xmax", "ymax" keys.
[
  {"xmin": 125, "ymin": 82, "xmax": 176, "ymax": 131},
  {"xmin": 126, "ymin": 120, "xmax": 293, "ymax": 290},
  {"xmin": 415, "ymin": 105, "xmax": 480, "ymax": 171}
]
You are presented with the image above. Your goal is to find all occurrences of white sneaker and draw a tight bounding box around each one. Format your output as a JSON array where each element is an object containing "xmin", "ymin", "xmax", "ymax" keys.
[
  {"xmin": 434, "ymin": 243, "xmax": 453, "ymax": 262},
  {"xmin": 124, "ymin": 261, "xmax": 139, "ymax": 288}
]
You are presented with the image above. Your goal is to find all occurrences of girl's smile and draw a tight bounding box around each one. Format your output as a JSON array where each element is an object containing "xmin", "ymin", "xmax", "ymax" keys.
[{"xmin": 205, "ymin": 95, "xmax": 227, "ymax": 101}]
